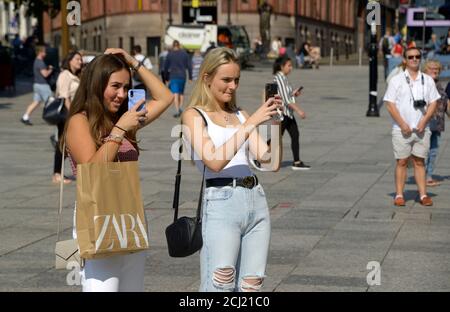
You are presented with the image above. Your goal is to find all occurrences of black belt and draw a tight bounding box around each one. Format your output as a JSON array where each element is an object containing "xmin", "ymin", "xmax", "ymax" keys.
[{"xmin": 206, "ymin": 176, "xmax": 259, "ymax": 189}]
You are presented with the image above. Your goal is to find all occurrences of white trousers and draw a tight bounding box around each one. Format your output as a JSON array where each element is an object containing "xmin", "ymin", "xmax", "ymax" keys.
[{"xmin": 82, "ymin": 251, "xmax": 147, "ymax": 292}]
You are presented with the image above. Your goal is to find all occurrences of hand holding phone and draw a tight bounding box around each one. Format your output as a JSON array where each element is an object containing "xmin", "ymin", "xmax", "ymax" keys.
[
  {"xmin": 128, "ymin": 89, "xmax": 146, "ymax": 111},
  {"xmin": 294, "ymin": 86, "xmax": 303, "ymax": 96},
  {"xmin": 265, "ymin": 83, "xmax": 283, "ymax": 121}
]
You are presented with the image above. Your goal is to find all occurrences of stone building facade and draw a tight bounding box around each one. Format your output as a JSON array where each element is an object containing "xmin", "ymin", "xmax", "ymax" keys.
[{"xmin": 44, "ymin": 0, "xmax": 363, "ymax": 58}]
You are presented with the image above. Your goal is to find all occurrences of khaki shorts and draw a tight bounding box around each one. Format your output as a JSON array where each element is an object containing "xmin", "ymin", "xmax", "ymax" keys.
[{"xmin": 392, "ymin": 128, "xmax": 431, "ymax": 160}]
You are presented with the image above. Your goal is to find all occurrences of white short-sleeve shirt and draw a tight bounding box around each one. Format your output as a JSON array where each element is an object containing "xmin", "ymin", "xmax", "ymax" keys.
[{"xmin": 383, "ymin": 69, "xmax": 441, "ymax": 130}]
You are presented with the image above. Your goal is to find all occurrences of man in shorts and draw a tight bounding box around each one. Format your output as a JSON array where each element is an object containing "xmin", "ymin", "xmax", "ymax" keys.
[
  {"xmin": 164, "ymin": 40, "xmax": 192, "ymax": 118},
  {"xmin": 384, "ymin": 47, "xmax": 440, "ymax": 206},
  {"xmin": 21, "ymin": 45, "xmax": 54, "ymax": 125}
]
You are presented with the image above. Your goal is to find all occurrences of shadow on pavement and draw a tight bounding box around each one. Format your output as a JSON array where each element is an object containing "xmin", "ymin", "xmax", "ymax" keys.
[
  {"xmin": 388, "ymin": 190, "xmax": 437, "ymax": 202},
  {"xmin": 0, "ymin": 103, "xmax": 13, "ymax": 110}
]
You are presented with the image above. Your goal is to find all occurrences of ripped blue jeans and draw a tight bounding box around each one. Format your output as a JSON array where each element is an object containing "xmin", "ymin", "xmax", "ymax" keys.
[{"xmin": 199, "ymin": 184, "xmax": 271, "ymax": 292}]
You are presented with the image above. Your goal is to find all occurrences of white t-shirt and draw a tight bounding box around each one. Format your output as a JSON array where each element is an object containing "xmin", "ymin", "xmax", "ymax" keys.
[
  {"xmin": 383, "ymin": 70, "xmax": 440, "ymax": 130},
  {"xmin": 132, "ymin": 54, "xmax": 153, "ymax": 86},
  {"xmin": 134, "ymin": 53, "xmax": 153, "ymax": 70}
]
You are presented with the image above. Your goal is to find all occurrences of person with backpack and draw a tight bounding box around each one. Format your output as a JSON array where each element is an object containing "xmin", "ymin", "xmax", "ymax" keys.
[
  {"xmin": 131, "ymin": 45, "xmax": 153, "ymax": 90},
  {"xmin": 379, "ymin": 29, "xmax": 395, "ymax": 80},
  {"xmin": 20, "ymin": 45, "xmax": 54, "ymax": 125}
]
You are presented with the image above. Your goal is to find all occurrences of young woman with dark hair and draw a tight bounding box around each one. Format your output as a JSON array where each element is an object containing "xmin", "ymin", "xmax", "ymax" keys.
[
  {"xmin": 52, "ymin": 51, "xmax": 82, "ymax": 184},
  {"xmin": 61, "ymin": 48, "xmax": 173, "ymax": 291}
]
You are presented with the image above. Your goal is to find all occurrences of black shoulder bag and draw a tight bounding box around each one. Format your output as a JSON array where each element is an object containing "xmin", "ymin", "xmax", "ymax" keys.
[
  {"xmin": 165, "ymin": 108, "xmax": 207, "ymax": 257},
  {"xmin": 43, "ymin": 96, "xmax": 67, "ymax": 125}
]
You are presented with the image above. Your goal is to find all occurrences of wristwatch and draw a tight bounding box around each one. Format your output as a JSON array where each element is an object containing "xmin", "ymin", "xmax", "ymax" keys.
[{"xmin": 133, "ymin": 62, "xmax": 142, "ymax": 71}]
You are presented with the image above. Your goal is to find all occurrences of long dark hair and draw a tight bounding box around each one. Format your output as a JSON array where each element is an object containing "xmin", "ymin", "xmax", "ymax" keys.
[
  {"xmin": 273, "ymin": 55, "xmax": 292, "ymax": 75},
  {"xmin": 61, "ymin": 51, "xmax": 82, "ymax": 76},
  {"xmin": 61, "ymin": 53, "xmax": 137, "ymax": 151}
]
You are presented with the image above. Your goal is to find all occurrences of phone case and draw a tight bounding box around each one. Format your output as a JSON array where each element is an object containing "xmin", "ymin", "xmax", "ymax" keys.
[
  {"xmin": 128, "ymin": 89, "xmax": 146, "ymax": 111},
  {"xmin": 265, "ymin": 83, "xmax": 278, "ymax": 101}
]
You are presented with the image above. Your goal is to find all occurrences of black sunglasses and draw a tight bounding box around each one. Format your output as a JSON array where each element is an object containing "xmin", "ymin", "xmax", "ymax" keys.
[{"xmin": 407, "ymin": 55, "xmax": 421, "ymax": 60}]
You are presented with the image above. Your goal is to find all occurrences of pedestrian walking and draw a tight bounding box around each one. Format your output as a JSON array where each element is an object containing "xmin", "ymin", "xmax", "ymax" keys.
[
  {"xmin": 52, "ymin": 51, "xmax": 83, "ymax": 184},
  {"xmin": 131, "ymin": 45, "xmax": 153, "ymax": 89},
  {"xmin": 21, "ymin": 45, "xmax": 54, "ymax": 125},
  {"xmin": 423, "ymin": 60, "xmax": 450, "ymax": 187},
  {"xmin": 62, "ymin": 48, "xmax": 173, "ymax": 292},
  {"xmin": 250, "ymin": 55, "xmax": 310, "ymax": 171},
  {"xmin": 384, "ymin": 47, "xmax": 440, "ymax": 206},
  {"xmin": 164, "ymin": 40, "xmax": 192, "ymax": 118},
  {"xmin": 379, "ymin": 29, "xmax": 395, "ymax": 80},
  {"xmin": 181, "ymin": 47, "xmax": 282, "ymax": 292}
]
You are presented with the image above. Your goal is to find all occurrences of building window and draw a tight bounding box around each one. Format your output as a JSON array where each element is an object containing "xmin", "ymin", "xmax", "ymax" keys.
[
  {"xmin": 82, "ymin": 31, "xmax": 87, "ymax": 50},
  {"xmin": 119, "ymin": 37, "xmax": 123, "ymax": 49},
  {"xmin": 97, "ymin": 27, "xmax": 102, "ymax": 51},
  {"xmin": 146, "ymin": 36, "xmax": 161, "ymax": 58},
  {"xmin": 130, "ymin": 36, "xmax": 135, "ymax": 53},
  {"xmin": 93, "ymin": 28, "xmax": 97, "ymax": 51}
]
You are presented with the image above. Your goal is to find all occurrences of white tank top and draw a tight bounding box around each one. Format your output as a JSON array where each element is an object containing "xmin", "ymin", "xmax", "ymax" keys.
[{"xmin": 186, "ymin": 108, "xmax": 253, "ymax": 179}]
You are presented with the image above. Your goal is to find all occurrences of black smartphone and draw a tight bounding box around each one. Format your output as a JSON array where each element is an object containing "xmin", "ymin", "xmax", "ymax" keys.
[
  {"xmin": 265, "ymin": 82, "xmax": 283, "ymax": 121},
  {"xmin": 265, "ymin": 82, "xmax": 278, "ymax": 101},
  {"xmin": 297, "ymin": 86, "xmax": 304, "ymax": 92}
]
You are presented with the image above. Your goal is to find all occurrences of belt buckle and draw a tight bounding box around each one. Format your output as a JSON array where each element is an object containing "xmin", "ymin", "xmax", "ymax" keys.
[{"xmin": 242, "ymin": 176, "xmax": 254, "ymax": 188}]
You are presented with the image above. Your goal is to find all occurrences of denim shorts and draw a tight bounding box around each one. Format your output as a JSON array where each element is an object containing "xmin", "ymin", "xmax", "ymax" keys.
[
  {"xmin": 200, "ymin": 184, "xmax": 271, "ymax": 292},
  {"xmin": 33, "ymin": 83, "xmax": 52, "ymax": 103}
]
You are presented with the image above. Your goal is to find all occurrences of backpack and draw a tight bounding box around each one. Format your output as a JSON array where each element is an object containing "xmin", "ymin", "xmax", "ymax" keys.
[
  {"xmin": 382, "ymin": 37, "xmax": 391, "ymax": 55},
  {"xmin": 133, "ymin": 57, "xmax": 148, "ymax": 83}
]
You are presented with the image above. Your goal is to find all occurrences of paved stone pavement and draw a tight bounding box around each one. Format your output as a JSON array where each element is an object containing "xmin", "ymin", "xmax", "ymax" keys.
[{"xmin": 1, "ymin": 65, "xmax": 449, "ymax": 292}]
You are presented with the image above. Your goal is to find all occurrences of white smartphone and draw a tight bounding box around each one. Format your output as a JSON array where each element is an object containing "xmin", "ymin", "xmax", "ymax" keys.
[{"xmin": 128, "ymin": 89, "xmax": 146, "ymax": 111}]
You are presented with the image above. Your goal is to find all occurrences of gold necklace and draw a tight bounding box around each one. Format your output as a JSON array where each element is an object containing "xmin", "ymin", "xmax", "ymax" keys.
[{"xmin": 221, "ymin": 111, "xmax": 234, "ymax": 124}]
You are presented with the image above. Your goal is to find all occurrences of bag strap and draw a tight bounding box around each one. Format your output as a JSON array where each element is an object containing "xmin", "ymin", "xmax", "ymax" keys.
[
  {"xmin": 56, "ymin": 142, "xmax": 65, "ymax": 241},
  {"xmin": 172, "ymin": 107, "xmax": 208, "ymax": 222}
]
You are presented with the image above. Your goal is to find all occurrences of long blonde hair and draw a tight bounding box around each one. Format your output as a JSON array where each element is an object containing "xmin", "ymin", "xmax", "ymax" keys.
[{"xmin": 187, "ymin": 47, "xmax": 239, "ymax": 112}]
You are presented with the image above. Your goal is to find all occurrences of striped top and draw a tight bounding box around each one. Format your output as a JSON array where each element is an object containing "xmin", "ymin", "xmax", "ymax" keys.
[
  {"xmin": 274, "ymin": 72, "xmax": 295, "ymax": 119},
  {"xmin": 68, "ymin": 138, "xmax": 138, "ymax": 177}
]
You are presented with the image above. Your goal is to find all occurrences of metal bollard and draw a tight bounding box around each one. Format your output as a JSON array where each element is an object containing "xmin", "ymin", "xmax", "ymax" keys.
[{"xmin": 359, "ymin": 47, "xmax": 362, "ymax": 67}]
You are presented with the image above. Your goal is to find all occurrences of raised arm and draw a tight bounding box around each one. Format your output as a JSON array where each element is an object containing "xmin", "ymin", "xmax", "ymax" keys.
[{"xmin": 104, "ymin": 48, "xmax": 174, "ymax": 127}]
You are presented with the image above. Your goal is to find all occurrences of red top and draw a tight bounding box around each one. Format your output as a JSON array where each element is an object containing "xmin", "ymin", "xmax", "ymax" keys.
[
  {"xmin": 393, "ymin": 44, "xmax": 403, "ymax": 55},
  {"xmin": 68, "ymin": 138, "xmax": 139, "ymax": 177}
]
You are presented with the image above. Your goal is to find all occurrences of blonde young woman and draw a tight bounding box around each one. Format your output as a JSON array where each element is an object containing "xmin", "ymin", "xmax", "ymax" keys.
[
  {"xmin": 62, "ymin": 48, "xmax": 173, "ymax": 292},
  {"xmin": 181, "ymin": 48, "xmax": 282, "ymax": 292}
]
